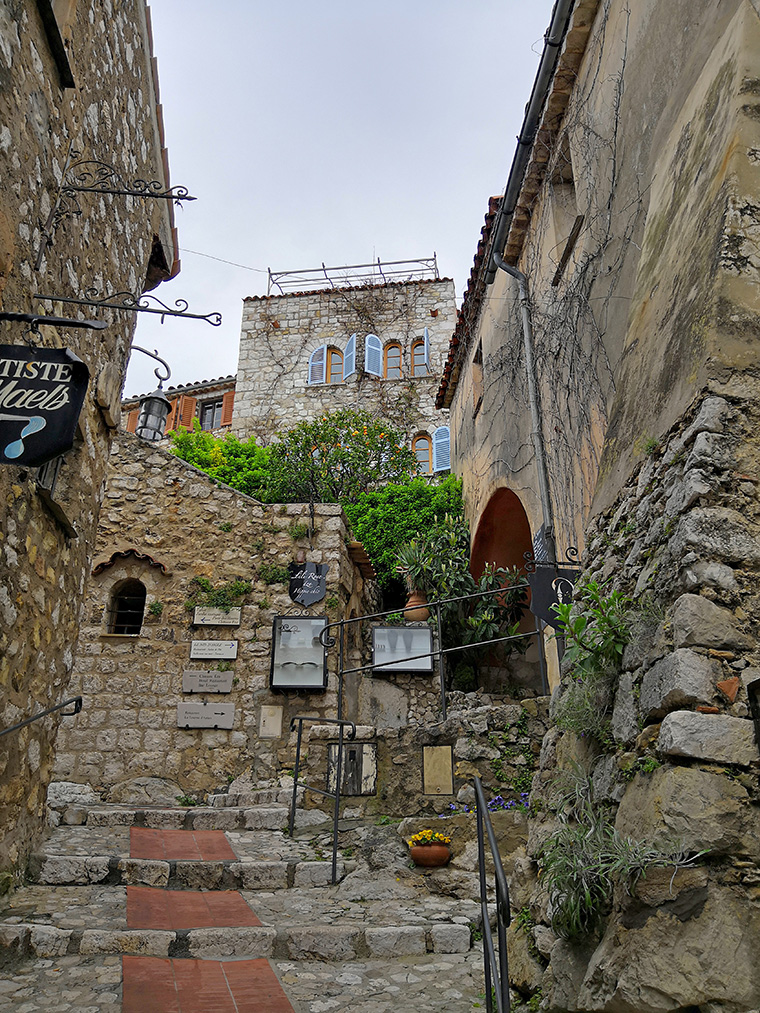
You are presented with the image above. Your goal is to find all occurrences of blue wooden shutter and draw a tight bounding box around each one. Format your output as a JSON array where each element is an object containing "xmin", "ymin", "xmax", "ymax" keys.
[
  {"xmin": 423, "ymin": 327, "xmax": 430, "ymax": 371},
  {"xmin": 432, "ymin": 425, "xmax": 451, "ymax": 472},
  {"xmin": 344, "ymin": 333, "xmax": 357, "ymax": 380},
  {"xmin": 364, "ymin": 334, "xmax": 382, "ymax": 376},
  {"xmin": 308, "ymin": 345, "xmax": 326, "ymax": 385}
]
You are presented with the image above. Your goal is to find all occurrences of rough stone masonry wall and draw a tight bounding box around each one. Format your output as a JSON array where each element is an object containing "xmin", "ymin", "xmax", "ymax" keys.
[
  {"xmin": 234, "ymin": 279, "xmax": 456, "ymax": 444},
  {"xmin": 54, "ymin": 433, "xmax": 379, "ymax": 800},
  {"xmin": 510, "ymin": 390, "xmax": 760, "ymax": 1013},
  {"xmin": 0, "ymin": 1, "xmax": 174, "ymax": 874}
]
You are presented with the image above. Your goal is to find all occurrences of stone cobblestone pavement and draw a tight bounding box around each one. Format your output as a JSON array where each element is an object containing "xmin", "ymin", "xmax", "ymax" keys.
[{"xmin": 0, "ymin": 951, "xmax": 488, "ymax": 1011}]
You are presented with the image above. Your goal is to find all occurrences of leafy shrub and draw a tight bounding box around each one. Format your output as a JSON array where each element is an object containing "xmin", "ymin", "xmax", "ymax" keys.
[
  {"xmin": 169, "ymin": 424, "xmax": 269, "ymax": 499},
  {"xmin": 185, "ymin": 576, "xmax": 251, "ymax": 612},
  {"xmin": 258, "ymin": 563, "xmax": 289, "ymax": 585}
]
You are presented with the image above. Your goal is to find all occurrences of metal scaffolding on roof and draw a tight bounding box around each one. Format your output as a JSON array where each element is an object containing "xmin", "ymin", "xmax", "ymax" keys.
[{"xmin": 267, "ymin": 255, "xmax": 439, "ymax": 295}]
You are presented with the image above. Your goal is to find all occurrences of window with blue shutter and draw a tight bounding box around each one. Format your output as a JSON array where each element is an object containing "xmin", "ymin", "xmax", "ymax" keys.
[
  {"xmin": 364, "ymin": 334, "xmax": 382, "ymax": 376},
  {"xmin": 344, "ymin": 333, "xmax": 357, "ymax": 380},
  {"xmin": 423, "ymin": 327, "xmax": 430, "ymax": 371},
  {"xmin": 308, "ymin": 345, "xmax": 326, "ymax": 385},
  {"xmin": 432, "ymin": 425, "xmax": 451, "ymax": 472}
]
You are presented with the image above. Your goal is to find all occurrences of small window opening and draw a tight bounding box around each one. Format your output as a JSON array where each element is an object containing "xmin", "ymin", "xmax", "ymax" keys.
[
  {"xmin": 327, "ymin": 348, "xmax": 344, "ymax": 384},
  {"xmin": 200, "ymin": 399, "xmax": 224, "ymax": 431},
  {"xmin": 108, "ymin": 579, "xmax": 146, "ymax": 635},
  {"xmin": 384, "ymin": 343, "xmax": 402, "ymax": 379},
  {"xmin": 411, "ymin": 340, "xmax": 428, "ymax": 377},
  {"xmin": 413, "ymin": 434, "xmax": 432, "ymax": 475}
]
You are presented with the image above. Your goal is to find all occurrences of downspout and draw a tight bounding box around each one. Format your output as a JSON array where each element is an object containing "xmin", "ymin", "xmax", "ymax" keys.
[
  {"xmin": 492, "ymin": 249, "xmax": 556, "ymax": 564},
  {"xmin": 485, "ymin": 0, "xmax": 575, "ymax": 287}
]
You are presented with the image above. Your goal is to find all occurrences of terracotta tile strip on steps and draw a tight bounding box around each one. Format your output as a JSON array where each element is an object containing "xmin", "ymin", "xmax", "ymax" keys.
[
  {"xmin": 130, "ymin": 828, "xmax": 236, "ymax": 861},
  {"xmin": 122, "ymin": 956, "xmax": 295, "ymax": 1013},
  {"xmin": 127, "ymin": 886, "xmax": 262, "ymax": 930}
]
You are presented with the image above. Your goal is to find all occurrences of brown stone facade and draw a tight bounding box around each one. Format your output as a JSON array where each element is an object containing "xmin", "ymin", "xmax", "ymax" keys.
[
  {"xmin": 54, "ymin": 433, "xmax": 381, "ymax": 798},
  {"xmin": 0, "ymin": 2, "xmax": 176, "ymax": 872}
]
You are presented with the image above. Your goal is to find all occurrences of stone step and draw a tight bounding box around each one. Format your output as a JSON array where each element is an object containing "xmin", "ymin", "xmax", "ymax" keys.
[
  {"xmin": 0, "ymin": 919, "xmax": 471, "ymax": 961},
  {"xmin": 207, "ymin": 787, "xmax": 304, "ymax": 808},
  {"xmin": 28, "ymin": 855, "xmax": 347, "ymax": 890},
  {"xmin": 56, "ymin": 804, "xmax": 331, "ymax": 831}
]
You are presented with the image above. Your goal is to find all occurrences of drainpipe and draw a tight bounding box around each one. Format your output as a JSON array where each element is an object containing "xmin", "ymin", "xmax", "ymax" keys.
[
  {"xmin": 485, "ymin": 0, "xmax": 575, "ymax": 287},
  {"xmin": 492, "ymin": 249, "xmax": 556, "ymax": 564}
]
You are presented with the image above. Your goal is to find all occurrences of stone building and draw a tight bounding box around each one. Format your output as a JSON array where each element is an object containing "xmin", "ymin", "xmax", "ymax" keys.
[
  {"xmin": 121, "ymin": 373, "xmax": 236, "ymax": 435},
  {"xmin": 0, "ymin": 2, "xmax": 178, "ymax": 876},
  {"xmin": 438, "ymin": 0, "xmax": 760, "ymax": 1009}
]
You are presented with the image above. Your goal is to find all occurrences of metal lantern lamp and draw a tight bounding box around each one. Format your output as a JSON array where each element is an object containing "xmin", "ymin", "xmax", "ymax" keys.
[{"xmin": 131, "ymin": 345, "xmax": 172, "ymax": 442}]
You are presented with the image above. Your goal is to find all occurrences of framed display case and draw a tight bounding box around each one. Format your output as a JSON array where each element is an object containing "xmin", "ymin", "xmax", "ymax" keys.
[{"xmin": 270, "ymin": 615, "xmax": 328, "ymax": 692}]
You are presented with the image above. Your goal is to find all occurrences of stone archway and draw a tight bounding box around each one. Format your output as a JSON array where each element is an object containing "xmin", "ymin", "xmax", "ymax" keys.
[{"xmin": 470, "ymin": 487, "xmax": 533, "ymax": 579}]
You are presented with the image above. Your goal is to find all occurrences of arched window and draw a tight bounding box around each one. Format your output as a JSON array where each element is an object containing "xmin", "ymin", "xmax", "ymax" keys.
[
  {"xmin": 327, "ymin": 347, "xmax": 343, "ymax": 384},
  {"xmin": 108, "ymin": 579, "xmax": 146, "ymax": 635},
  {"xmin": 384, "ymin": 342, "xmax": 402, "ymax": 379},
  {"xmin": 413, "ymin": 434, "xmax": 432, "ymax": 474}
]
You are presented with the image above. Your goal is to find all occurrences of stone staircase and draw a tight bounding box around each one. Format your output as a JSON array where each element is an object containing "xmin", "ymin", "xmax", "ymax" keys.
[{"xmin": 0, "ymin": 786, "xmax": 489, "ymax": 1011}]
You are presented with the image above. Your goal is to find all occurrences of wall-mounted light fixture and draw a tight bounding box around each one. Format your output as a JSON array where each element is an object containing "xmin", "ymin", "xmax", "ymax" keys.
[{"xmin": 130, "ymin": 345, "xmax": 172, "ymax": 442}]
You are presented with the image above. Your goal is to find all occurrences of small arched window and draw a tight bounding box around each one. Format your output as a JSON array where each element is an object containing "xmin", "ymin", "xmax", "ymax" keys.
[
  {"xmin": 384, "ymin": 343, "xmax": 402, "ymax": 379},
  {"xmin": 411, "ymin": 338, "xmax": 429, "ymax": 377},
  {"xmin": 327, "ymin": 348, "xmax": 343, "ymax": 384},
  {"xmin": 413, "ymin": 434, "xmax": 432, "ymax": 474},
  {"xmin": 108, "ymin": 579, "xmax": 146, "ymax": 635}
]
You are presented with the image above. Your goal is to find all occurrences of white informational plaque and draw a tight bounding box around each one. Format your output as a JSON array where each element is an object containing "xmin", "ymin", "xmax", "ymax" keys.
[
  {"xmin": 190, "ymin": 640, "xmax": 238, "ymax": 660},
  {"xmin": 177, "ymin": 702, "xmax": 235, "ymax": 729},
  {"xmin": 182, "ymin": 670, "xmax": 233, "ymax": 694},
  {"xmin": 193, "ymin": 607, "xmax": 241, "ymax": 627},
  {"xmin": 270, "ymin": 616, "xmax": 327, "ymax": 691},
  {"xmin": 372, "ymin": 626, "xmax": 434, "ymax": 673}
]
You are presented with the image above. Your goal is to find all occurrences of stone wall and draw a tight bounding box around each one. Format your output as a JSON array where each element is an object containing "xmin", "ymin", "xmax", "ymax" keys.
[
  {"xmin": 234, "ymin": 279, "xmax": 455, "ymax": 446},
  {"xmin": 511, "ymin": 389, "xmax": 760, "ymax": 1013},
  {"xmin": 54, "ymin": 433, "xmax": 378, "ymax": 800},
  {"xmin": 0, "ymin": 1, "xmax": 176, "ymax": 873}
]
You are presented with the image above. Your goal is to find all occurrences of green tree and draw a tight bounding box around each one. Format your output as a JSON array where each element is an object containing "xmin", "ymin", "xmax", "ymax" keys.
[
  {"xmin": 265, "ymin": 409, "xmax": 417, "ymax": 504},
  {"xmin": 169, "ymin": 425, "xmax": 270, "ymax": 499},
  {"xmin": 343, "ymin": 475, "xmax": 463, "ymax": 589}
]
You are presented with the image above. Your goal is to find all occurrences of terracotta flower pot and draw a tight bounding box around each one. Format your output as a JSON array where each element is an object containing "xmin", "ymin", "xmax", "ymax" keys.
[
  {"xmin": 410, "ymin": 844, "xmax": 451, "ymax": 867},
  {"xmin": 403, "ymin": 590, "xmax": 430, "ymax": 622}
]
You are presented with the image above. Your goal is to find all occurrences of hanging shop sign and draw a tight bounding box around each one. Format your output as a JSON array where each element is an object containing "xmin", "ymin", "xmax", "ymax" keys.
[
  {"xmin": 528, "ymin": 567, "xmax": 577, "ymax": 630},
  {"xmin": 0, "ymin": 345, "xmax": 89, "ymax": 467},
  {"xmin": 288, "ymin": 561, "xmax": 329, "ymax": 606},
  {"xmin": 270, "ymin": 615, "xmax": 328, "ymax": 692},
  {"xmin": 372, "ymin": 625, "xmax": 434, "ymax": 674}
]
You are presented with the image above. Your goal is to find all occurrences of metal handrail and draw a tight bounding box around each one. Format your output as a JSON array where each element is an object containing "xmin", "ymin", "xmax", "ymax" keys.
[
  {"xmin": 288, "ymin": 715, "xmax": 357, "ymax": 884},
  {"xmin": 0, "ymin": 696, "xmax": 83, "ymax": 739},
  {"xmin": 319, "ymin": 580, "xmax": 548, "ymax": 720},
  {"xmin": 474, "ymin": 775, "xmax": 511, "ymax": 1013}
]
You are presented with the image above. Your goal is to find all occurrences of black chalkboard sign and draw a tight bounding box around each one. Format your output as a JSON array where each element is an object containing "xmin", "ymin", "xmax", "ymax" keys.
[
  {"xmin": 288, "ymin": 561, "xmax": 329, "ymax": 606},
  {"xmin": 0, "ymin": 345, "xmax": 89, "ymax": 467}
]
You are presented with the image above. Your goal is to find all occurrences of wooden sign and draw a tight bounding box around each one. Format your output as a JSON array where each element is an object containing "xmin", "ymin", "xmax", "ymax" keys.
[
  {"xmin": 0, "ymin": 345, "xmax": 89, "ymax": 467},
  {"xmin": 193, "ymin": 607, "xmax": 241, "ymax": 627},
  {"xmin": 177, "ymin": 702, "xmax": 235, "ymax": 729},
  {"xmin": 182, "ymin": 670, "xmax": 233, "ymax": 694},
  {"xmin": 190, "ymin": 640, "xmax": 238, "ymax": 660}
]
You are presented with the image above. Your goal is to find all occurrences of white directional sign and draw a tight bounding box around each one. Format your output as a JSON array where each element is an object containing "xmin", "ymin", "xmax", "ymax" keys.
[
  {"xmin": 182, "ymin": 670, "xmax": 233, "ymax": 694},
  {"xmin": 193, "ymin": 607, "xmax": 241, "ymax": 627},
  {"xmin": 177, "ymin": 702, "xmax": 235, "ymax": 729},
  {"xmin": 189, "ymin": 640, "xmax": 238, "ymax": 660}
]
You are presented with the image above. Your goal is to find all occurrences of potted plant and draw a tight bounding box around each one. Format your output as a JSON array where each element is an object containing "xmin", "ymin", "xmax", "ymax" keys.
[
  {"xmin": 407, "ymin": 829, "xmax": 452, "ymax": 867},
  {"xmin": 395, "ymin": 539, "xmax": 432, "ymax": 621}
]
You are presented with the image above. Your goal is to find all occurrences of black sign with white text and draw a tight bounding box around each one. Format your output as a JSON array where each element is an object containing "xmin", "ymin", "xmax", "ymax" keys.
[
  {"xmin": 0, "ymin": 345, "xmax": 89, "ymax": 467},
  {"xmin": 528, "ymin": 566, "xmax": 578, "ymax": 630},
  {"xmin": 288, "ymin": 561, "xmax": 329, "ymax": 606}
]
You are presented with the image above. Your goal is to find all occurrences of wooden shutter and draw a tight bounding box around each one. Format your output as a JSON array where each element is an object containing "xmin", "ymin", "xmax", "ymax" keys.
[
  {"xmin": 344, "ymin": 333, "xmax": 357, "ymax": 379},
  {"xmin": 126, "ymin": 408, "xmax": 139, "ymax": 433},
  {"xmin": 364, "ymin": 333, "xmax": 382, "ymax": 376},
  {"xmin": 432, "ymin": 426, "xmax": 451, "ymax": 472},
  {"xmin": 308, "ymin": 345, "xmax": 326, "ymax": 385},
  {"xmin": 164, "ymin": 399, "xmax": 177, "ymax": 433},
  {"xmin": 221, "ymin": 389, "xmax": 235, "ymax": 426},
  {"xmin": 178, "ymin": 395, "xmax": 197, "ymax": 430}
]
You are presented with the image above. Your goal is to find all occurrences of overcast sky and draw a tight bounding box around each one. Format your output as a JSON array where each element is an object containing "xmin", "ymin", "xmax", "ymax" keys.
[{"xmin": 126, "ymin": 0, "xmax": 555, "ymax": 397}]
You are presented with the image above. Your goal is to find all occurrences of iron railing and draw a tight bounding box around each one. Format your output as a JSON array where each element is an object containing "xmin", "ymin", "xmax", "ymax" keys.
[
  {"xmin": 320, "ymin": 581, "xmax": 548, "ymax": 721},
  {"xmin": 0, "ymin": 696, "xmax": 83, "ymax": 739},
  {"xmin": 474, "ymin": 774, "xmax": 512, "ymax": 1013},
  {"xmin": 288, "ymin": 715, "xmax": 357, "ymax": 885}
]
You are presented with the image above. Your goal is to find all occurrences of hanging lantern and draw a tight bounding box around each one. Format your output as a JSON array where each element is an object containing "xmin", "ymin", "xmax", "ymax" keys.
[{"xmin": 135, "ymin": 386, "xmax": 171, "ymax": 441}]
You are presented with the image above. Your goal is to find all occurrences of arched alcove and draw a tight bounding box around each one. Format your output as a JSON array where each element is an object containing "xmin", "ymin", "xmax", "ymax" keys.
[{"xmin": 470, "ymin": 488, "xmax": 533, "ymax": 579}]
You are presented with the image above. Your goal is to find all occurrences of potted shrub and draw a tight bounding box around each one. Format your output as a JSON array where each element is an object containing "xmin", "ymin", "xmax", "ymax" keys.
[{"xmin": 395, "ymin": 539, "xmax": 432, "ymax": 620}]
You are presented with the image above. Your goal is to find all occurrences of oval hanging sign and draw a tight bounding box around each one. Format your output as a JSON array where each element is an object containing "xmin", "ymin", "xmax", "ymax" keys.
[{"xmin": 0, "ymin": 345, "xmax": 89, "ymax": 467}]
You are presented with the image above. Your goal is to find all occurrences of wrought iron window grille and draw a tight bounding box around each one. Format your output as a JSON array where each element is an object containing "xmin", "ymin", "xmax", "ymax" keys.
[
  {"xmin": 108, "ymin": 581, "xmax": 147, "ymax": 635},
  {"xmin": 36, "ymin": 145, "xmax": 196, "ymax": 269}
]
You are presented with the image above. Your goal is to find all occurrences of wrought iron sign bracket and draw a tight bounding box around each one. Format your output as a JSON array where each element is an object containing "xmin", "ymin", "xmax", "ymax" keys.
[
  {"xmin": 34, "ymin": 289, "xmax": 222, "ymax": 327},
  {"xmin": 36, "ymin": 145, "xmax": 197, "ymax": 269},
  {"xmin": 0, "ymin": 311, "xmax": 107, "ymax": 335}
]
